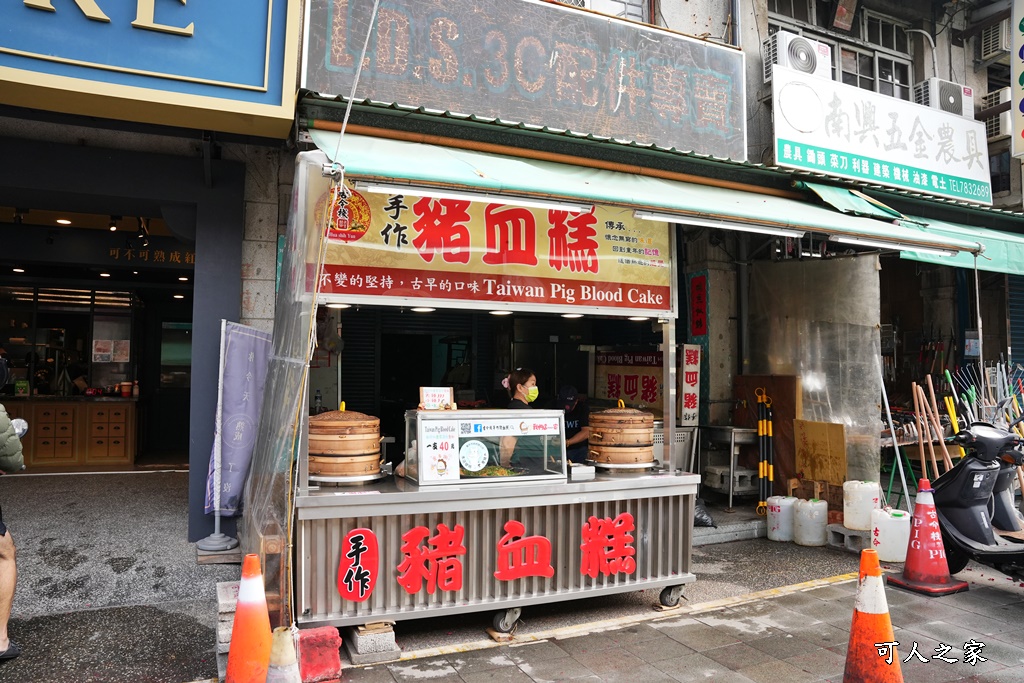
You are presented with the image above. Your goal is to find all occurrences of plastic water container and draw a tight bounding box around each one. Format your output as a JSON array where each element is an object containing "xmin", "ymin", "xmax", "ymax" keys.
[
  {"xmin": 872, "ymin": 507, "xmax": 912, "ymax": 562},
  {"xmin": 767, "ymin": 495, "xmax": 797, "ymax": 542},
  {"xmin": 794, "ymin": 499, "xmax": 828, "ymax": 546},
  {"xmin": 844, "ymin": 481, "xmax": 881, "ymax": 531}
]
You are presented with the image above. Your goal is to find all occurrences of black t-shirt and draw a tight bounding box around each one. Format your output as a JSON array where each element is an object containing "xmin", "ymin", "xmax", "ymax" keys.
[
  {"xmin": 564, "ymin": 403, "xmax": 590, "ymax": 463},
  {"xmin": 506, "ymin": 398, "xmax": 543, "ymax": 471}
]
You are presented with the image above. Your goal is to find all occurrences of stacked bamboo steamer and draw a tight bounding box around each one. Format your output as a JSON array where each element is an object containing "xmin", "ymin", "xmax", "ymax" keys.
[
  {"xmin": 588, "ymin": 401, "xmax": 655, "ymax": 469},
  {"xmin": 308, "ymin": 408, "xmax": 382, "ymax": 477}
]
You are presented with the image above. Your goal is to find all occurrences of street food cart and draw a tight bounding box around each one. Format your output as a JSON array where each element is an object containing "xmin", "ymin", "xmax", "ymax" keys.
[{"xmin": 241, "ymin": 148, "xmax": 699, "ymax": 632}]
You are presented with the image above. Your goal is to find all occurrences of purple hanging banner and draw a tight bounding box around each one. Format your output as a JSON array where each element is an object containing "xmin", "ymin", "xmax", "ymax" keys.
[{"xmin": 204, "ymin": 321, "xmax": 272, "ymax": 516}]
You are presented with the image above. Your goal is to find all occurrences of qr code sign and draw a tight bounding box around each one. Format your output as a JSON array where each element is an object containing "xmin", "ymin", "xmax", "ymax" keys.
[{"xmin": 459, "ymin": 422, "xmax": 472, "ymax": 435}]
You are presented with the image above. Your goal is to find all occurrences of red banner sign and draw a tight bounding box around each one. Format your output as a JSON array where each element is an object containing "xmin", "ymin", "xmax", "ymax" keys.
[{"xmin": 689, "ymin": 274, "xmax": 708, "ymax": 336}]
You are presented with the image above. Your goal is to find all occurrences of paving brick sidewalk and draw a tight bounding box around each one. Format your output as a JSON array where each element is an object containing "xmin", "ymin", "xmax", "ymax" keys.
[{"xmin": 340, "ymin": 571, "xmax": 1024, "ymax": 683}]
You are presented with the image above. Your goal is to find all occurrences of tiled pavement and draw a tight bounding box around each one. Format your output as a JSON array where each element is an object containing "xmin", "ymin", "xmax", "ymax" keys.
[{"xmin": 341, "ymin": 573, "xmax": 1024, "ymax": 683}]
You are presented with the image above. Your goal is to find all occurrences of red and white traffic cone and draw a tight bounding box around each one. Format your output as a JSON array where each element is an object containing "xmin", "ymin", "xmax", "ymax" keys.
[{"xmin": 887, "ymin": 479, "xmax": 968, "ymax": 597}]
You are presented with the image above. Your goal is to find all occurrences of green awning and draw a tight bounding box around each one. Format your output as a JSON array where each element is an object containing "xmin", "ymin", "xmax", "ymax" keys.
[
  {"xmin": 309, "ymin": 130, "xmax": 982, "ymax": 254},
  {"xmin": 797, "ymin": 181, "xmax": 911, "ymax": 223},
  {"xmin": 901, "ymin": 216, "xmax": 1024, "ymax": 275}
]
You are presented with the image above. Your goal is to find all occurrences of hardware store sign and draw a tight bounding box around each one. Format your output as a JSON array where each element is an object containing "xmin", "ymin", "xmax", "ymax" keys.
[
  {"xmin": 309, "ymin": 178, "xmax": 674, "ymax": 317},
  {"xmin": 303, "ymin": 0, "xmax": 746, "ymax": 160},
  {"xmin": 772, "ymin": 65, "xmax": 992, "ymax": 205}
]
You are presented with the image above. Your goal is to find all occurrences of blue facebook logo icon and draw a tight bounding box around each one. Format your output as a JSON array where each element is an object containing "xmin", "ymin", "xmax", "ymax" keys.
[{"xmin": 473, "ymin": 424, "xmax": 483, "ymax": 433}]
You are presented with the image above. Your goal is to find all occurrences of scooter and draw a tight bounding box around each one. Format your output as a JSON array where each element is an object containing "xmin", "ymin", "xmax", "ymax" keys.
[{"xmin": 936, "ymin": 405, "xmax": 1024, "ymax": 579}]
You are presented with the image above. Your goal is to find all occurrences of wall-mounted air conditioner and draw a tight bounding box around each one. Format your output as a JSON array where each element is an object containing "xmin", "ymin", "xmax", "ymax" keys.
[
  {"xmin": 763, "ymin": 30, "xmax": 833, "ymax": 83},
  {"xmin": 913, "ymin": 77, "xmax": 975, "ymax": 118},
  {"xmin": 981, "ymin": 87, "xmax": 1012, "ymax": 140},
  {"xmin": 980, "ymin": 19, "xmax": 1011, "ymax": 61}
]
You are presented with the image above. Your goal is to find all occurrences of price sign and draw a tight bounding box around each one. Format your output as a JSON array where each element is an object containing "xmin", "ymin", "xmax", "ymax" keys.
[
  {"xmin": 420, "ymin": 386, "xmax": 454, "ymax": 410},
  {"xmin": 419, "ymin": 420, "xmax": 459, "ymax": 482}
]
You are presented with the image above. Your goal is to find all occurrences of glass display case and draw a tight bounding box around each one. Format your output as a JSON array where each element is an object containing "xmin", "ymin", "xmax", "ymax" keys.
[{"xmin": 404, "ymin": 408, "xmax": 567, "ymax": 486}]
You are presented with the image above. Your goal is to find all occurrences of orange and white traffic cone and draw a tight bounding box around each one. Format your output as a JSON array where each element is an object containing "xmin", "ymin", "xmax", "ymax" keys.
[
  {"xmin": 226, "ymin": 553, "xmax": 273, "ymax": 683},
  {"xmin": 844, "ymin": 549, "xmax": 903, "ymax": 683},
  {"xmin": 886, "ymin": 479, "xmax": 969, "ymax": 597}
]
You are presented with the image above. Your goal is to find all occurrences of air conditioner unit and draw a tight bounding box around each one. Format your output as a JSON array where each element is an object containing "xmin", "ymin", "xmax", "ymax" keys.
[
  {"xmin": 980, "ymin": 19, "xmax": 1011, "ymax": 61},
  {"xmin": 763, "ymin": 30, "xmax": 833, "ymax": 83},
  {"xmin": 981, "ymin": 87, "xmax": 1012, "ymax": 140},
  {"xmin": 913, "ymin": 77, "xmax": 974, "ymax": 118}
]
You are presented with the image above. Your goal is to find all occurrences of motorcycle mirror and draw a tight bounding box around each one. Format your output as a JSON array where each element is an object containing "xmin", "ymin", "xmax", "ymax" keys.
[{"xmin": 1010, "ymin": 412, "xmax": 1024, "ymax": 430}]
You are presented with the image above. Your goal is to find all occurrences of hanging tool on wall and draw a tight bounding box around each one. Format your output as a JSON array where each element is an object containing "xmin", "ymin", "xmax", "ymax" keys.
[{"xmin": 756, "ymin": 387, "xmax": 767, "ymax": 516}]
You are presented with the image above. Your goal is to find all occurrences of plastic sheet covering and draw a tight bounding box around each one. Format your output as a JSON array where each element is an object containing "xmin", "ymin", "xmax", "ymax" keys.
[
  {"xmin": 240, "ymin": 151, "xmax": 327, "ymax": 617},
  {"xmin": 749, "ymin": 256, "xmax": 881, "ymax": 481}
]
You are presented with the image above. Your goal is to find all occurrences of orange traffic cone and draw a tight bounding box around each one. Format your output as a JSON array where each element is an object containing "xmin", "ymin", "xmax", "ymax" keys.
[
  {"xmin": 843, "ymin": 549, "xmax": 903, "ymax": 683},
  {"xmin": 226, "ymin": 553, "xmax": 273, "ymax": 683},
  {"xmin": 887, "ymin": 479, "xmax": 968, "ymax": 597}
]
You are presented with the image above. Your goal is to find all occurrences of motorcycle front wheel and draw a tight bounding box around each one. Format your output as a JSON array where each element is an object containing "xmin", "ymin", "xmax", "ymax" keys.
[{"xmin": 944, "ymin": 536, "xmax": 970, "ymax": 575}]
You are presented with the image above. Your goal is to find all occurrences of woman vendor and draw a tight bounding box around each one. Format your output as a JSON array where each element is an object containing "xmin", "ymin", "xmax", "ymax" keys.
[{"xmin": 499, "ymin": 367, "xmax": 545, "ymax": 472}]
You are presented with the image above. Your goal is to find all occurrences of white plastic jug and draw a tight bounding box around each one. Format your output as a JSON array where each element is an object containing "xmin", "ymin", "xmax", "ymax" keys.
[
  {"xmin": 794, "ymin": 499, "xmax": 828, "ymax": 546},
  {"xmin": 843, "ymin": 481, "xmax": 881, "ymax": 531},
  {"xmin": 872, "ymin": 507, "xmax": 911, "ymax": 562},
  {"xmin": 767, "ymin": 495, "xmax": 797, "ymax": 542}
]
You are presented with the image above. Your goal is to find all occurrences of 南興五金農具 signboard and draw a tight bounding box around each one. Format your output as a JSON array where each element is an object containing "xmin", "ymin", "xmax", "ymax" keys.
[
  {"xmin": 310, "ymin": 179, "xmax": 674, "ymax": 317},
  {"xmin": 771, "ymin": 65, "xmax": 992, "ymax": 205}
]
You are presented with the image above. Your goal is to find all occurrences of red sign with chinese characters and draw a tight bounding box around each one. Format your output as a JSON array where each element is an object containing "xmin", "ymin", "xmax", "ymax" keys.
[
  {"xmin": 335, "ymin": 511, "xmax": 640, "ymax": 601},
  {"xmin": 396, "ymin": 523, "xmax": 467, "ymax": 595},
  {"xmin": 337, "ymin": 528, "xmax": 379, "ymax": 602},
  {"xmin": 308, "ymin": 179, "xmax": 674, "ymax": 316},
  {"xmin": 594, "ymin": 352, "xmax": 663, "ymax": 412},
  {"xmin": 689, "ymin": 274, "xmax": 707, "ymax": 336}
]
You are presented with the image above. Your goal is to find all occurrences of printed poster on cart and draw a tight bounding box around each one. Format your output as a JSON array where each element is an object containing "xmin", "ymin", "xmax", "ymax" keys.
[{"xmin": 308, "ymin": 176, "xmax": 674, "ymax": 317}]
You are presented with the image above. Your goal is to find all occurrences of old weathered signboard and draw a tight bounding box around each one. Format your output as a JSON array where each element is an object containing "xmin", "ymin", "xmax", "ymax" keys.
[{"xmin": 303, "ymin": 0, "xmax": 747, "ymax": 160}]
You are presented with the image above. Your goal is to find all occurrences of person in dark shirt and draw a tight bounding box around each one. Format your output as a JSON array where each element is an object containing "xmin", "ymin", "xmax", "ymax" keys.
[
  {"xmin": 557, "ymin": 385, "xmax": 590, "ymax": 464},
  {"xmin": 499, "ymin": 367, "xmax": 544, "ymax": 471}
]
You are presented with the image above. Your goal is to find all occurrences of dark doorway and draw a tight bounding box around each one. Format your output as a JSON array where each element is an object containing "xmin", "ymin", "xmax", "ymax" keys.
[
  {"xmin": 379, "ymin": 333, "xmax": 433, "ymax": 462},
  {"xmin": 138, "ymin": 296, "xmax": 193, "ymax": 466}
]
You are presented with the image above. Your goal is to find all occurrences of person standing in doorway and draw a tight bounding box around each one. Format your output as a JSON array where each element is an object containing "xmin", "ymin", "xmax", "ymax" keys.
[{"xmin": 556, "ymin": 385, "xmax": 590, "ymax": 464}]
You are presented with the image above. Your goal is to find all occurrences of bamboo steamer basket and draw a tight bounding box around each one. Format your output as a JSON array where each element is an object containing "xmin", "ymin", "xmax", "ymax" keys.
[
  {"xmin": 308, "ymin": 407, "xmax": 382, "ymax": 476},
  {"xmin": 588, "ymin": 401, "xmax": 655, "ymax": 467}
]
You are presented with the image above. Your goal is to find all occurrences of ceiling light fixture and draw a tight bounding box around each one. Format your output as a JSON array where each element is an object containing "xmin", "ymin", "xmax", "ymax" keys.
[
  {"xmin": 99, "ymin": 272, "xmax": 111, "ymax": 278},
  {"xmin": 109, "ymin": 215, "xmax": 121, "ymax": 231},
  {"xmin": 173, "ymin": 294, "xmax": 185, "ymax": 299},
  {"xmin": 633, "ymin": 210, "xmax": 807, "ymax": 238},
  {"xmin": 178, "ymin": 276, "xmax": 189, "ymax": 282},
  {"xmin": 56, "ymin": 218, "xmax": 71, "ymax": 225},
  {"xmin": 828, "ymin": 235, "xmax": 958, "ymax": 257},
  {"xmin": 628, "ymin": 316, "xmax": 650, "ymax": 321},
  {"xmin": 354, "ymin": 181, "xmax": 594, "ymax": 214},
  {"xmin": 561, "ymin": 313, "xmax": 583, "ymax": 319},
  {"xmin": 489, "ymin": 310, "xmax": 513, "ymax": 316},
  {"xmin": 326, "ymin": 303, "xmax": 351, "ymax": 309},
  {"xmin": 12, "ymin": 268, "xmax": 24, "ymax": 273},
  {"xmin": 411, "ymin": 307, "xmax": 436, "ymax": 313}
]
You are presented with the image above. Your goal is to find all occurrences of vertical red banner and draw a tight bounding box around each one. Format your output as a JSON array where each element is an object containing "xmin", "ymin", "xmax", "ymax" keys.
[
  {"xmin": 689, "ymin": 274, "xmax": 708, "ymax": 336},
  {"xmin": 337, "ymin": 528, "xmax": 379, "ymax": 602}
]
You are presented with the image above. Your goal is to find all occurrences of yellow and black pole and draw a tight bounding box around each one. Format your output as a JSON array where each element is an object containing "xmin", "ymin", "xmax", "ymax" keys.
[
  {"xmin": 766, "ymin": 395, "xmax": 774, "ymax": 504},
  {"xmin": 756, "ymin": 387, "xmax": 767, "ymax": 516}
]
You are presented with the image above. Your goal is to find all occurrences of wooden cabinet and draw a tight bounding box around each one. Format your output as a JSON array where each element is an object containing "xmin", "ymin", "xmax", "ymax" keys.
[
  {"xmin": 85, "ymin": 403, "xmax": 132, "ymax": 465},
  {"xmin": 7, "ymin": 400, "xmax": 136, "ymax": 469}
]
